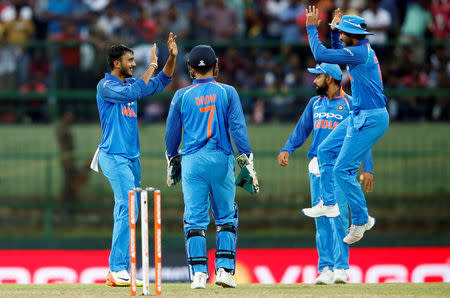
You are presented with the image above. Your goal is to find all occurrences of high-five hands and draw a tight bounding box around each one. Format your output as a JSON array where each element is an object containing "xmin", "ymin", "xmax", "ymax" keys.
[
  {"xmin": 167, "ymin": 32, "xmax": 178, "ymax": 57},
  {"xmin": 305, "ymin": 5, "xmax": 321, "ymax": 27},
  {"xmin": 149, "ymin": 43, "xmax": 158, "ymax": 68},
  {"xmin": 330, "ymin": 8, "xmax": 343, "ymax": 30}
]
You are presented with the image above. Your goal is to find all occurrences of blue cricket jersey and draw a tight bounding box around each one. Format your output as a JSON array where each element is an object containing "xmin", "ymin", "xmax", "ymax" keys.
[
  {"xmin": 307, "ymin": 26, "xmax": 387, "ymax": 113},
  {"xmin": 281, "ymin": 88, "xmax": 373, "ymax": 172},
  {"xmin": 165, "ymin": 78, "xmax": 251, "ymax": 158},
  {"xmin": 96, "ymin": 71, "xmax": 172, "ymax": 159}
]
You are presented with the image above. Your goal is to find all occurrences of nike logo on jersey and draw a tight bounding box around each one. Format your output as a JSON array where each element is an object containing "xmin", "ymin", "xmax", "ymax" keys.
[{"xmin": 314, "ymin": 105, "xmax": 322, "ymax": 109}]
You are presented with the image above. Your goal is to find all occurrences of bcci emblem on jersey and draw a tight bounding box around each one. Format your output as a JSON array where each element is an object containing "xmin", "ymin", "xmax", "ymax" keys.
[{"xmin": 337, "ymin": 104, "xmax": 345, "ymax": 112}]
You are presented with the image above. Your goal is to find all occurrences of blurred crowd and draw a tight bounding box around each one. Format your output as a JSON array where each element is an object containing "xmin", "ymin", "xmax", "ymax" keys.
[{"xmin": 0, "ymin": 0, "xmax": 448, "ymax": 123}]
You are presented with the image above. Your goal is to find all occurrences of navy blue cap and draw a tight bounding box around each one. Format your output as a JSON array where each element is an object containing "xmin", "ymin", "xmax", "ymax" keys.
[
  {"xmin": 187, "ymin": 45, "xmax": 218, "ymax": 69},
  {"xmin": 307, "ymin": 63, "xmax": 342, "ymax": 81},
  {"xmin": 329, "ymin": 15, "xmax": 373, "ymax": 35}
]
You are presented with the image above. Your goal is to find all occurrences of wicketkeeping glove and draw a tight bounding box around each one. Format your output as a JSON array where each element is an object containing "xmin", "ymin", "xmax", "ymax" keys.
[
  {"xmin": 235, "ymin": 153, "xmax": 259, "ymax": 194},
  {"xmin": 166, "ymin": 152, "xmax": 182, "ymax": 187}
]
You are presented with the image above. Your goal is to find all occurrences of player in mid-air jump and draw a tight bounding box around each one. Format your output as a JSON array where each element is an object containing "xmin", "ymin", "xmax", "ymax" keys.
[
  {"xmin": 301, "ymin": 7, "xmax": 389, "ymax": 244},
  {"xmin": 278, "ymin": 63, "xmax": 374, "ymax": 284},
  {"xmin": 90, "ymin": 33, "xmax": 178, "ymax": 287},
  {"xmin": 165, "ymin": 45, "xmax": 258, "ymax": 289}
]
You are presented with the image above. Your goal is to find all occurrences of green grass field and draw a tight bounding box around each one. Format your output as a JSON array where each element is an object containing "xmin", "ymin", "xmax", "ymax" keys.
[{"xmin": 1, "ymin": 283, "xmax": 449, "ymax": 297}]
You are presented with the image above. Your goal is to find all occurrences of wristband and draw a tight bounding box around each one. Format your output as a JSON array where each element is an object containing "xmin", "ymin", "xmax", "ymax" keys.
[{"xmin": 150, "ymin": 62, "xmax": 158, "ymax": 68}]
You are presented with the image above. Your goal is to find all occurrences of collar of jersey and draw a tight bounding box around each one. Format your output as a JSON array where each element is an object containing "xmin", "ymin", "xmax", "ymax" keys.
[
  {"xmin": 193, "ymin": 78, "xmax": 216, "ymax": 84},
  {"xmin": 354, "ymin": 39, "xmax": 369, "ymax": 46},
  {"xmin": 105, "ymin": 73, "xmax": 128, "ymax": 84},
  {"xmin": 323, "ymin": 88, "xmax": 346, "ymax": 101}
]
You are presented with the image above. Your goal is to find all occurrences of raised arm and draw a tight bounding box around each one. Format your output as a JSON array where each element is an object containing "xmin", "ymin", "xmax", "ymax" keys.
[
  {"xmin": 305, "ymin": 6, "xmax": 366, "ymax": 64},
  {"xmin": 330, "ymin": 8, "xmax": 344, "ymax": 49},
  {"xmin": 163, "ymin": 32, "xmax": 178, "ymax": 77}
]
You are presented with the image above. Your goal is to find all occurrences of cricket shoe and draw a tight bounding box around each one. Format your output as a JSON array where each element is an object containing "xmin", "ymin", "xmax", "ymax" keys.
[
  {"xmin": 190, "ymin": 272, "xmax": 208, "ymax": 289},
  {"xmin": 314, "ymin": 266, "xmax": 334, "ymax": 285},
  {"xmin": 343, "ymin": 216, "xmax": 376, "ymax": 244},
  {"xmin": 215, "ymin": 268, "xmax": 237, "ymax": 288},
  {"xmin": 333, "ymin": 269, "xmax": 347, "ymax": 284},
  {"xmin": 105, "ymin": 270, "xmax": 143, "ymax": 287},
  {"xmin": 302, "ymin": 200, "xmax": 340, "ymax": 218}
]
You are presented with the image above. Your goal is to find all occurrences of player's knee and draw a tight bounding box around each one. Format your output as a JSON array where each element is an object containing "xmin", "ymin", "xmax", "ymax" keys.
[
  {"xmin": 334, "ymin": 162, "xmax": 356, "ymax": 179},
  {"xmin": 216, "ymin": 224, "xmax": 236, "ymax": 234},
  {"xmin": 216, "ymin": 224, "xmax": 237, "ymax": 261},
  {"xmin": 186, "ymin": 229, "xmax": 206, "ymax": 240}
]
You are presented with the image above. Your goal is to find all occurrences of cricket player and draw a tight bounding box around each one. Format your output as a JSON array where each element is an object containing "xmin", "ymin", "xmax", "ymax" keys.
[
  {"xmin": 90, "ymin": 33, "xmax": 178, "ymax": 287},
  {"xmin": 165, "ymin": 45, "xmax": 258, "ymax": 289},
  {"xmin": 278, "ymin": 63, "xmax": 373, "ymax": 284},
  {"xmin": 301, "ymin": 7, "xmax": 389, "ymax": 244}
]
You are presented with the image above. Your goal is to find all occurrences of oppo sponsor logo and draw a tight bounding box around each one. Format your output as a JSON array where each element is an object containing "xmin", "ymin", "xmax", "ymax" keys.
[{"xmin": 314, "ymin": 112, "xmax": 343, "ymax": 120}]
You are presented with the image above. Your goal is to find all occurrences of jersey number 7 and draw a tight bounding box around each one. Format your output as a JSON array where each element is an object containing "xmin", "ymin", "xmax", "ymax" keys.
[{"xmin": 200, "ymin": 105, "xmax": 215, "ymax": 138}]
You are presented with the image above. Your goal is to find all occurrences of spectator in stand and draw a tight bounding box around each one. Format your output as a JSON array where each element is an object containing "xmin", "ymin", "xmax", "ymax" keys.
[
  {"xmin": 95, "ymin": 4, "xmax": 123, "ymax": 39},
  {"xmin": 335, "ymin": 0, "xmax": 366, "ymax": 14},
  {"xmin": 45, "ymin": 0, "xmax": 77, "ymax": 37},
  {"xmin": 53, "ymin": 20, "xmax": 82, "ymax": 89},
  {"xmin": 134, "ymin": 7, "xmax": 157, "ymax": 41},
  {"xmin": 279, "ymin": 0, "xmax": 304, "ymax": 43},
  {"xmin": 400, "ymin": 0, "xmax": 433, "ymax": 63},
  {"xmin": 3, "ymin": 5, "xmax": 35, "ymax": 87},
  {"xmin": 197, "ymin": 0, "xmax": 238, "ymax": 40},
  {"xmin": 0, "ymin": 28, "xmax": 17, "ymax": 89},
  {"xmin": 264, "ymin": 0, "xmax": 289, "ymax": 39},
  {"xmin": 431, "ymin": 0, "xmax": 450, "ymax": 40},
  {"xmin": 361, "ymin": 0, "xmax": 392, "ymax": 59},
  {"xmin": 163, "ymin": 4, "xmax": 190, "ymax": 40},
  {"xmin": 361, "ymin": 0, "xmax": 392, "ymax": 45}
]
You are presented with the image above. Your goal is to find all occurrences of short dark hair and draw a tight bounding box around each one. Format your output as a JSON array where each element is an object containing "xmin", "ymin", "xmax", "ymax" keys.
[
  {"xmin": 333, "ymin": 79, "xmax": 341, "ymax": 86},
  {"xmin": 193, "ymin": 65, "xmax": 214, "ymax": 75},
  {"xmin": 107, "ymin": 44, "xmax": 133, "ymax": 70}
]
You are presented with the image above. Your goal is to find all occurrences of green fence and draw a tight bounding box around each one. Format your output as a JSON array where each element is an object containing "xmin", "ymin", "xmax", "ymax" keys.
[{"xmin": 0, "ymin": 122, "xmax": 449, "ymax": 245}]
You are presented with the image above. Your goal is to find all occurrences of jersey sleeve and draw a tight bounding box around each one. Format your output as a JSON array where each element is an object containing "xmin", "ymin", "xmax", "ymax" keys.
[
  {"xmin": 227, "ymin": 86, "xmax": 251, "ymax": 156},
  {"xmin": 143, "ymin": 71, "xmax": 172, "ymax": 97},
  {"xmin": 165, "ymin": 90, "xmax": 183, "ymax": 158},
  {"xmin": 361, "ymin": 149, "xmax": 373, "ymax": 173},
  {"xmin": 330, "ymin": 29, "xmax": 343, "ymax": 49},
  {"xmin": 280, "ymin": 98, "xmax": 314, "ymax": 154},
  {"xmin": 98, "ymin": 78, "xmax": 148, "ymax": 103},
  {"xmin": 98, "ymin": 72, "xmax": 172, "ymax": 104},
  {"xmin": 307, "ymin": 25, "xmax": 367, "ymax": 65}
]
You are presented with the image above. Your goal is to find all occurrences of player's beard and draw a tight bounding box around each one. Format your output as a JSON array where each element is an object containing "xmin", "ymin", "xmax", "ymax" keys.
[
  {"xmin": 315, "ymin": 82, "xmax": 328, "ymax": 95},
  {"xmin": 120, "ymin": 66, "xmax": 133, "ymax": 79}
]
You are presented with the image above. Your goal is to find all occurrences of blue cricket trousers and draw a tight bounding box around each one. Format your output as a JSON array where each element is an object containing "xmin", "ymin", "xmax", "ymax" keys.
[
  {"xmin": 310, "ymin": 173, "xmax": 349, "ymax": 271},
  {"xmin": 98, "ymin": 149, "xmax": 141, "ymax": 272},
  {"xmin": 182, "ymin": 140, "xmax": 238, "ymax": 274},
  {"xmin": 318, "ymin": 108, "xmax": 389, "ymax": 225}
]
